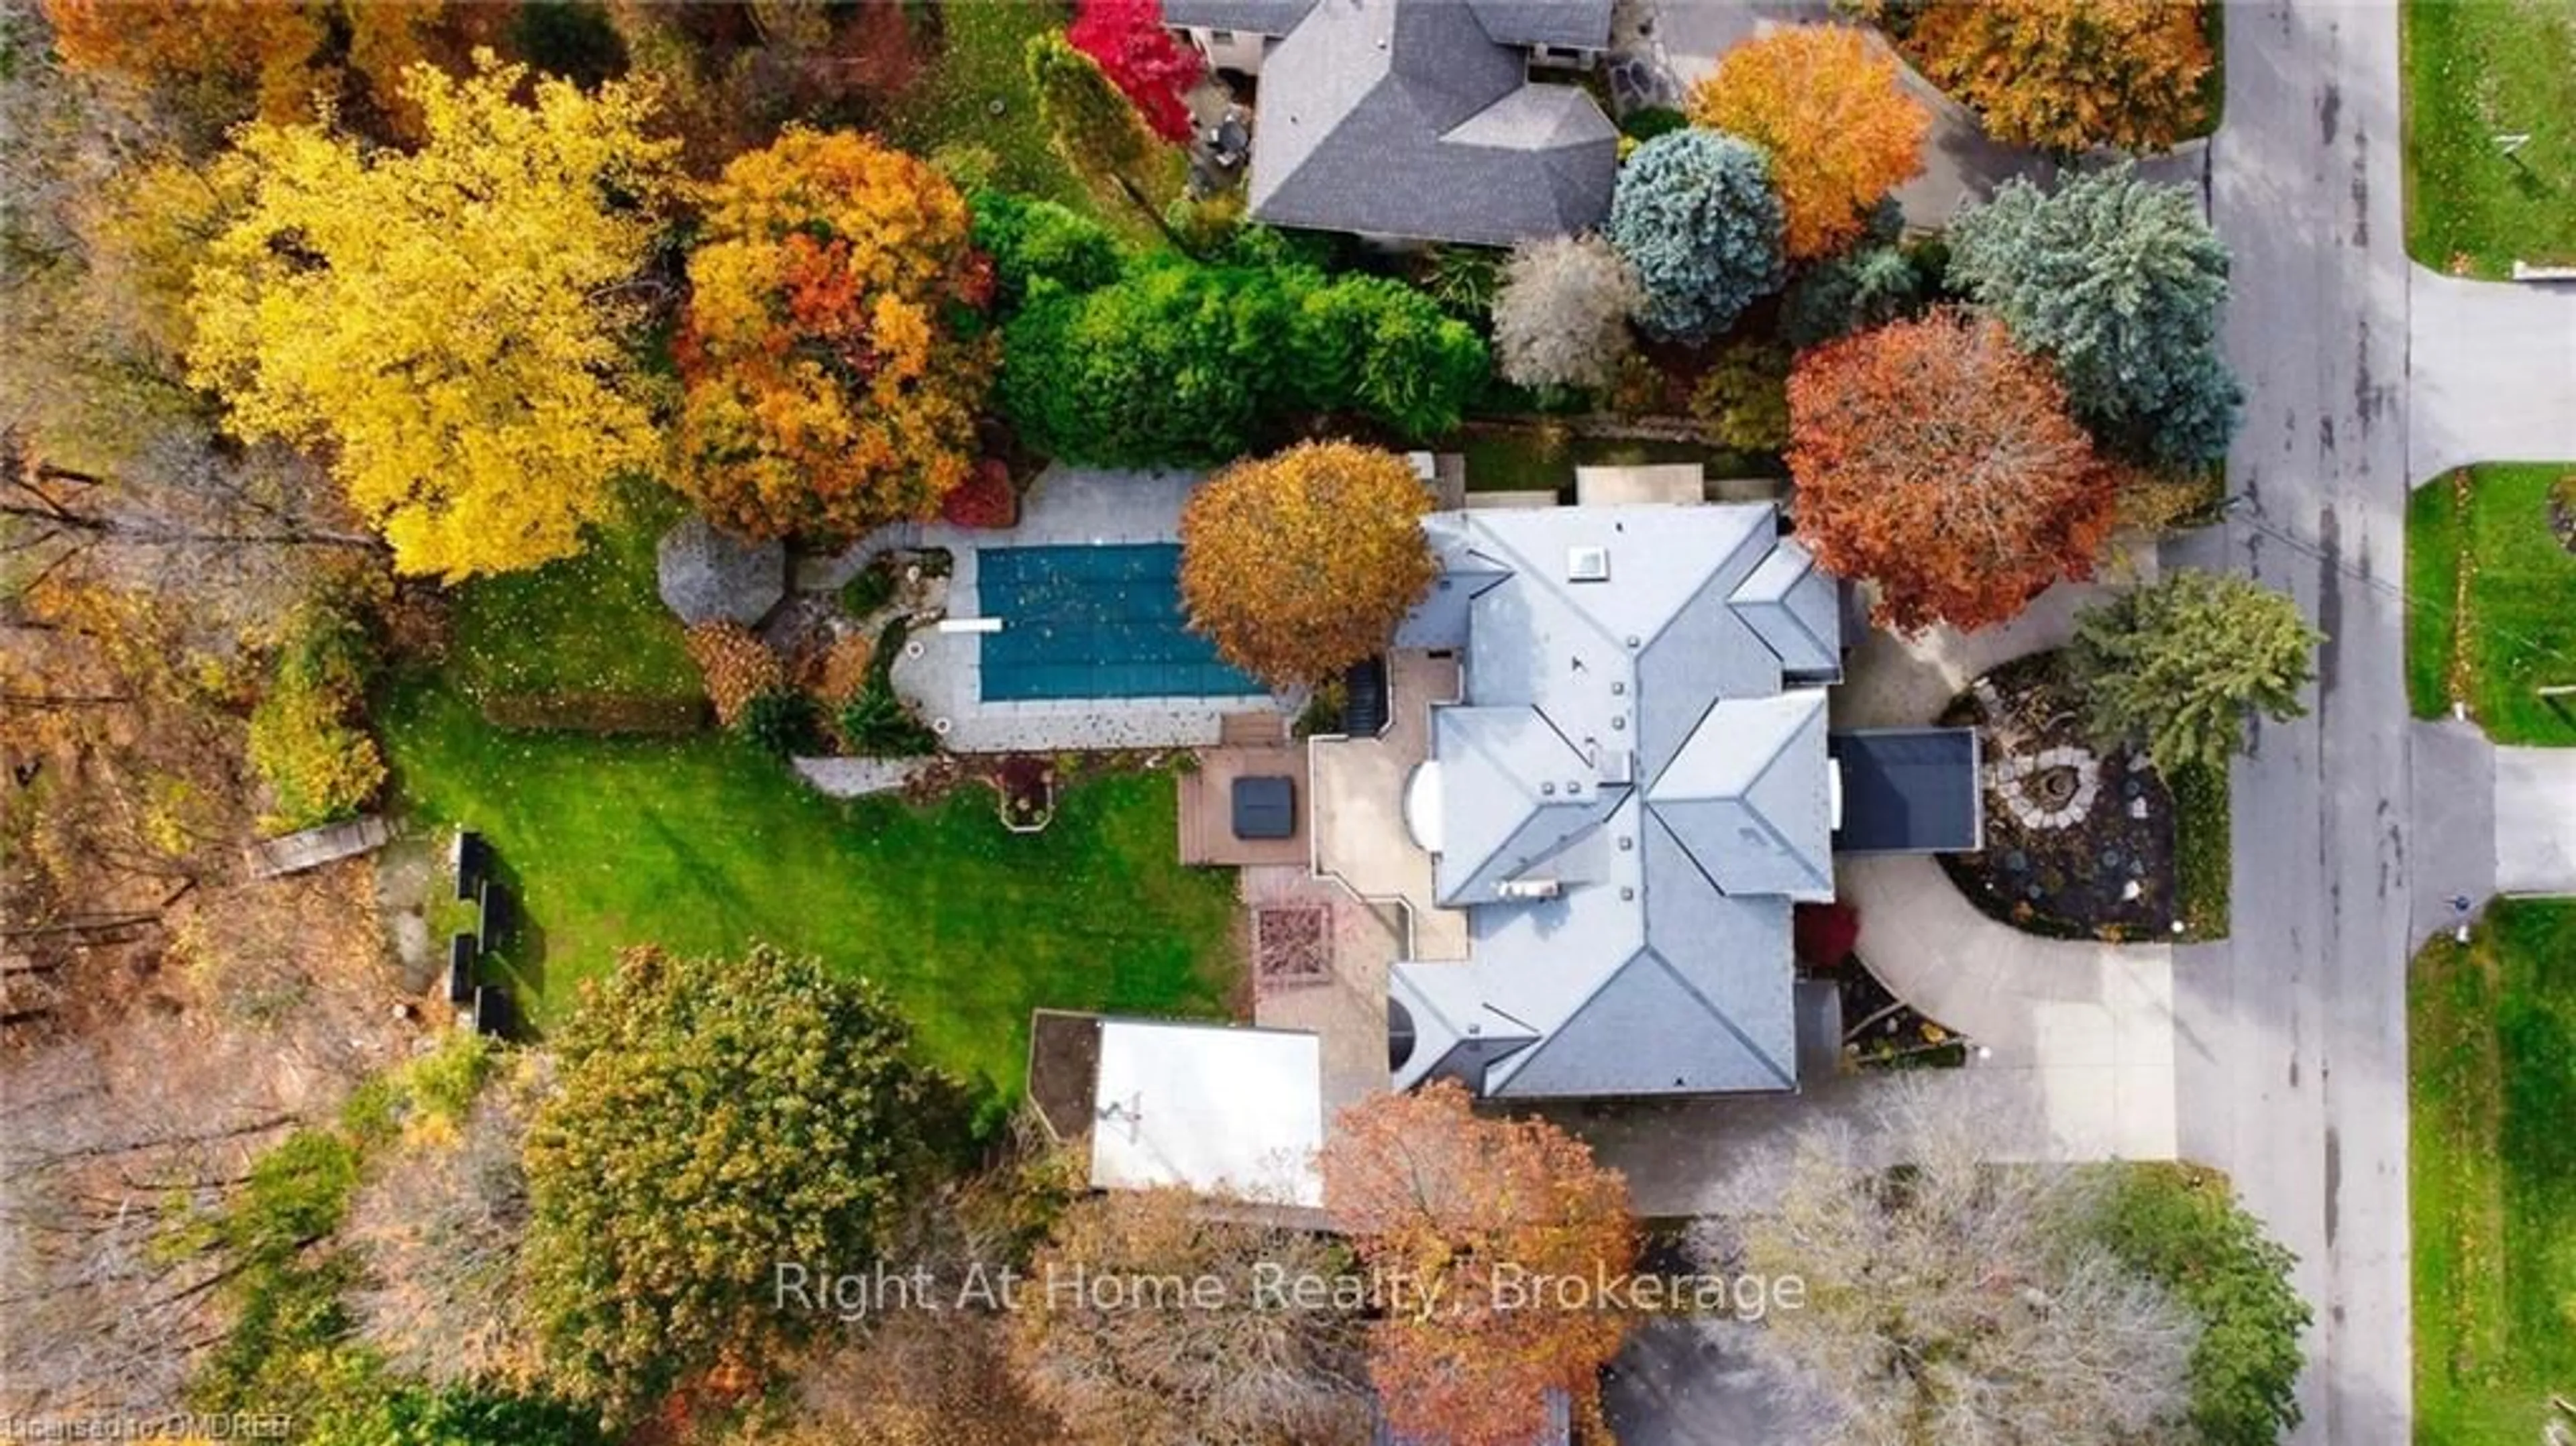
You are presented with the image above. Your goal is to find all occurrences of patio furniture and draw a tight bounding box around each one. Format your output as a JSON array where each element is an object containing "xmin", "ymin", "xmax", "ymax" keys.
[{"xmin": 1232, "ymin": 775, "xmax": 1295, "ymax": 840}]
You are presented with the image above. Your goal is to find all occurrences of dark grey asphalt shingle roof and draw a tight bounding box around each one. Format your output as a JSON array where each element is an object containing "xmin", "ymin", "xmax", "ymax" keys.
[
  {"xmin": 1240, "ymin": 0, "xmax": 1617, "ymax": 246},
  {"xmin": 1829, "ymin": 728, "xmax": 1987, "ymax": 854}
]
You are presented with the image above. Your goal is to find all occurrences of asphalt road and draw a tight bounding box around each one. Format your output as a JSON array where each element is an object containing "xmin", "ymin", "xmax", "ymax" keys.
[{"xmin": 2172, "ymin": 4, "xmax": 2416, "ymax": 1442}]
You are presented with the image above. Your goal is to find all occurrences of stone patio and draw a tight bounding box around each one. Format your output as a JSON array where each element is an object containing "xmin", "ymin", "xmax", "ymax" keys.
[
  {"xmin": 1244, "ymin": 864, "xmax": 1399, "ymax": 1118},
  {"xmin": 806, "ymin": 466, "xmax": 1285, "ymax": 755},
  {"xmin": 1309, "ymin": 649, "xmax": 1470, "ymax": 961},
  {"xmin": 1177, "ymin": 716, "xmax": 1309, "ymax": 867}
]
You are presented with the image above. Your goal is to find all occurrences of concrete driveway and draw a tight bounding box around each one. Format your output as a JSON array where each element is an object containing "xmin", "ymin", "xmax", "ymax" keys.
[
  {"xmin": 2407, "ymin": 270, "xmax": 2576, "ymax": 481},
  {"xmin": 2496, "ymin": 746, "xmax": 2576, "ymax": 895},
  {"xmin": 1819, "ymin": 571, "xmax": 2180, "ymax": 1162}
]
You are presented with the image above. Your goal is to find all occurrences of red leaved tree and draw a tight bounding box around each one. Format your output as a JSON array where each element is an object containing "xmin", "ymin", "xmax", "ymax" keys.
[
  {"xmin": 1787, "ymin": 309, "xmax": 2119, "ymax": 633},
  {"xmin": 1066, "ymin": 0, "xmax": 1203, "ymax": 144},
  {"xmin": 1322, "ymin": 1080, "xmax": 1639, "ymax": 1446}
]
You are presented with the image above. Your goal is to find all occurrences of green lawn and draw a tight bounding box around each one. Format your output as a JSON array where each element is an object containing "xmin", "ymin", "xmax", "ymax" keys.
[
  {"xmin": 382, "ymin": 680, "xmax": 1241, "ymax": 1095},
  {"xmin": 2404, "ymin": 463, "xmax": 2576, "ymax": 743},
  {"xmin": 887, "ymin": 0, "xmax": 1091, "ymax": 212},
  {"xmin": 2403, "ymin": 0, "xmax": 2576, "ymax": 276},
  {"xmin": 445, "ymin": 488, "xmax": 700, "ymax": 709},
  {"xmin": 2411, "ymin": 899, "xmax": 2576, "ymax": 1444}
]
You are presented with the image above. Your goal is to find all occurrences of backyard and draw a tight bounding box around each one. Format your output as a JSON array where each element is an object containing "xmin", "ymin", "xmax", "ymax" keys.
[
  {"xmin": 2405, "ymin": 463, "xmax": 2576, "ymax": 743},
  {"xmin": 386, "ymin": 521, "xmax": 1242, "ymax": 1095},
  {"xmin": 2410, "ymin": 899, "xmax": 2576, "ymax": 1444},
  {"xmin": 2402, "ymin": 0, "xmax": 2576, "ymax": 276}
]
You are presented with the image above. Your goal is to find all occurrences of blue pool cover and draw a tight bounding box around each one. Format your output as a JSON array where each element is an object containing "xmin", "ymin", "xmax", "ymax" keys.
[{"xmin": 977, "ymin": 545, "xmax": 1265, "ymax": 702}]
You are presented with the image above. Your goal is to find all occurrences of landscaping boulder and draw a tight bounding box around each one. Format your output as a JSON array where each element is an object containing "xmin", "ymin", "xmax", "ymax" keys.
[{"xmin": 657, "ymin": 515, "xmax": 786, "ymax": 626}]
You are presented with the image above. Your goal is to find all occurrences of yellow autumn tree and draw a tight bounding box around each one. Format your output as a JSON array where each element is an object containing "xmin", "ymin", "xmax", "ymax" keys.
[
  {"xmin": 1178, "ymin": 441, "xmax": 1438, "ymax": 688},
  {"xmin": 674, "ymin": 129, "xmax": 997, "ymax": 541},
  {"xmin": 1688, "ymin": 25, "xmax": 1929, "ymax": 260},
  {"xmin": 1909, "ymin": 0, "xmax": 2213, "ymax": 156},
  {"xmin": 188, "ymin": 53, "xmax": 678, "ymax": 581}
]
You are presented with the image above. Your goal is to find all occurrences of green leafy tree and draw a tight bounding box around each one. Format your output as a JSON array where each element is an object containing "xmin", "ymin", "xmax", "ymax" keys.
[
  {"xmin": 1780, "ymin": 243, "xmax": 1929, "ymax": 349},
  {"xmin": 1689, "ymin": 341, "xmax": 1791, "ymax": 452},
  {"xmin": 306, "ymin": 1386, "xmax": 612, "ymax": 1446},
  {"xmin": 1607, "ymin": 128, "xmax": 1785, "ymax": 340},
  {"xmin": 1287, "ymin": 273, "xmax": 1487, "ymax": 439},
  {"xmin": 1000, "ymin": 262, "xmax": 1485, "ymax": 464},
  {"xmin": 1179, "ymin": 441, "xmax": 1438, "ymax": 688},
  {"xmin": 523, "ymin": 944, "xmax": 963, "ymax": 1416},
  {"xmin": 1947, "ymin": 164, "xmax": 2242, "ymax": 468},
  {"xmin": 1000, "ymin": 261, "xmax": 1286, "ymax": 463},
  {"xmin": 971, "ymin": 189, "xmax": 1127, "ymax": 310},
  {"xmin": 1024, "ymin": 31, "xmax": 1180, "ymax": 246},
  {"xmin": 2068, "ymin": 569, "xmax": 2322, "ymax": 773},
  {"xmin": 2084, "ymin": 1164, "xmax": 2311, "ymax": 1446}
]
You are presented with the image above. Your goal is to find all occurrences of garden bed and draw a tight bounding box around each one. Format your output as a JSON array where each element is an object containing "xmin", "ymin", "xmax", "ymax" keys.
[
  {"xmin": 991, "ymin": 755, "xmax": 1057, "ymax": 832},
  {"xmin": 1936, "ymin": 653, "xmax": 2185, "ymax": 942},
  {"xmin": 1814, "ymin": 948, "xmax": 1970, "ymax": 1071}
]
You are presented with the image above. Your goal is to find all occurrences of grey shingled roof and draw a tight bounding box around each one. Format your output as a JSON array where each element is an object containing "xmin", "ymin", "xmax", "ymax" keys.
[
  {"xmin": 1161, "ymin": 0, "xmax": 1313, "ymax": 35},
  {"xmin": 1243, "ymin": 0, "xmax": 1618, "ymax": 247},
  {"xmin": 656, "ymin": 515, "xmax": 785, "ymax": 626},
  {"xmin": 1389, "ymin": 502, "xmax": 1833, "ymax": 1097}
]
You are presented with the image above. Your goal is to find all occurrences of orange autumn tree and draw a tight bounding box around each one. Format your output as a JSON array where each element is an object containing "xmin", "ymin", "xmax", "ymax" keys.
[
  {"xmin": 1321, "ymin": 1080, "xmax": 1639, "ymax": 1446},
  {"xmin": 41, "ymin": 0, "xmax": 495, "ymax": 142},
  {"xmin": 1177, "ymin": 441, "xmax": 1438, "ymax": 689},
  {"xmin": 675, "ymin": 128, "xmax": 998, "ymax": 541},
  {"xmin": 1787, "ymin": 309, "xmax": 2120, "ymax": 633},
  {"xmin": 1688, "ymin": 25, "xmax": 1929, "ymax": 260},
  {"xmin": 43, "ymin": 0, "xmax": 327, "ymax": 129},
  {"xmin": 1909, "ymin": 0, "xmax": 2213, "ymax": 156}
]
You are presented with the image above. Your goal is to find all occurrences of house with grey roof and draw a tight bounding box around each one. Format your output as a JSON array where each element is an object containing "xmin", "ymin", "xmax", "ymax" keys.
[
  {"xmin": 1163, "ymin": 0, "xmax": 1619, "ymax": 247},
  {"xmin": 1379, "ymin": 502, "xmax": 1854, "ymax": 1097}
]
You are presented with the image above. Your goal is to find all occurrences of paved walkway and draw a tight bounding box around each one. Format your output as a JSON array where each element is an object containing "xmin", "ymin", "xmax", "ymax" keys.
[{"xmin": 2406, "ymin": 268, "xmax": 2576, "ymax": 481}]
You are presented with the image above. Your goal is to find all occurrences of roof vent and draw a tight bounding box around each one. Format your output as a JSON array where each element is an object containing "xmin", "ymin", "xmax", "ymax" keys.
[{"xmin": 1566, "ymin": 545, "xmax": 1610, "ymax": 582}]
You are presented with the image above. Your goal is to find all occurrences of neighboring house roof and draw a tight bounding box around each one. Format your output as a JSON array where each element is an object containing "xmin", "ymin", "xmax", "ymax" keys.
[
  {"xmin": 1238, "ymin": 0, "xmax": 1618, "ymax": 247},
  {"xmin": 1389, "ymin": 503, "xmax": 1843, "ymax": 1098},
  {"xmin": 1161, "ymin": 0, "xmax": 1315, "ymax": 35},
  {"xmin": 1088, "ymin": 1019, "xmax": 1326, "ymax": 1207}
]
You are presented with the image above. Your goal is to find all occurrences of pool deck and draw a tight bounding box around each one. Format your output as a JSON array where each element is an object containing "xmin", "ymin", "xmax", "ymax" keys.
[{"xmin": 812, "ymin": 467, "xmax": 1285, "ymax": 755}]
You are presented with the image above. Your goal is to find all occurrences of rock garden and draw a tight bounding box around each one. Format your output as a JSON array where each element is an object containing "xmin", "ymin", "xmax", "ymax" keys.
[{"xmin": 1936, "ymin": 653, "xmax": 2185, "ymax": 942}]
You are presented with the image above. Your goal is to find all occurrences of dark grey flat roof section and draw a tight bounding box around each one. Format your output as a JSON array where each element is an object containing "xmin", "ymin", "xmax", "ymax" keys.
[
  {"xmin": 1829, "ymin": 728, "xmax": 1984, "ymax": 854},
  {"xmin": 1232, "ymin": 775, "xmax": 1296, "ymax": 840}
]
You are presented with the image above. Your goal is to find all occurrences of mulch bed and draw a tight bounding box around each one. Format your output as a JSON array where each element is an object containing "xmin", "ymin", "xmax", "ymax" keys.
[
  {"xmin": 1936, "ymin": 652, "xmax": 2183, "ymax": 942},
  {"xmin": 1814, "ymin": 950, "xmax": 1968, "ymax": 1070}
]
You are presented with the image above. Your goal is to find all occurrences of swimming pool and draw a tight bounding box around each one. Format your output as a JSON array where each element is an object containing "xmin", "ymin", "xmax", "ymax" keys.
[{"xmin": 976, "ymin": 545, "xmax": 1265, "ymax": 702}]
